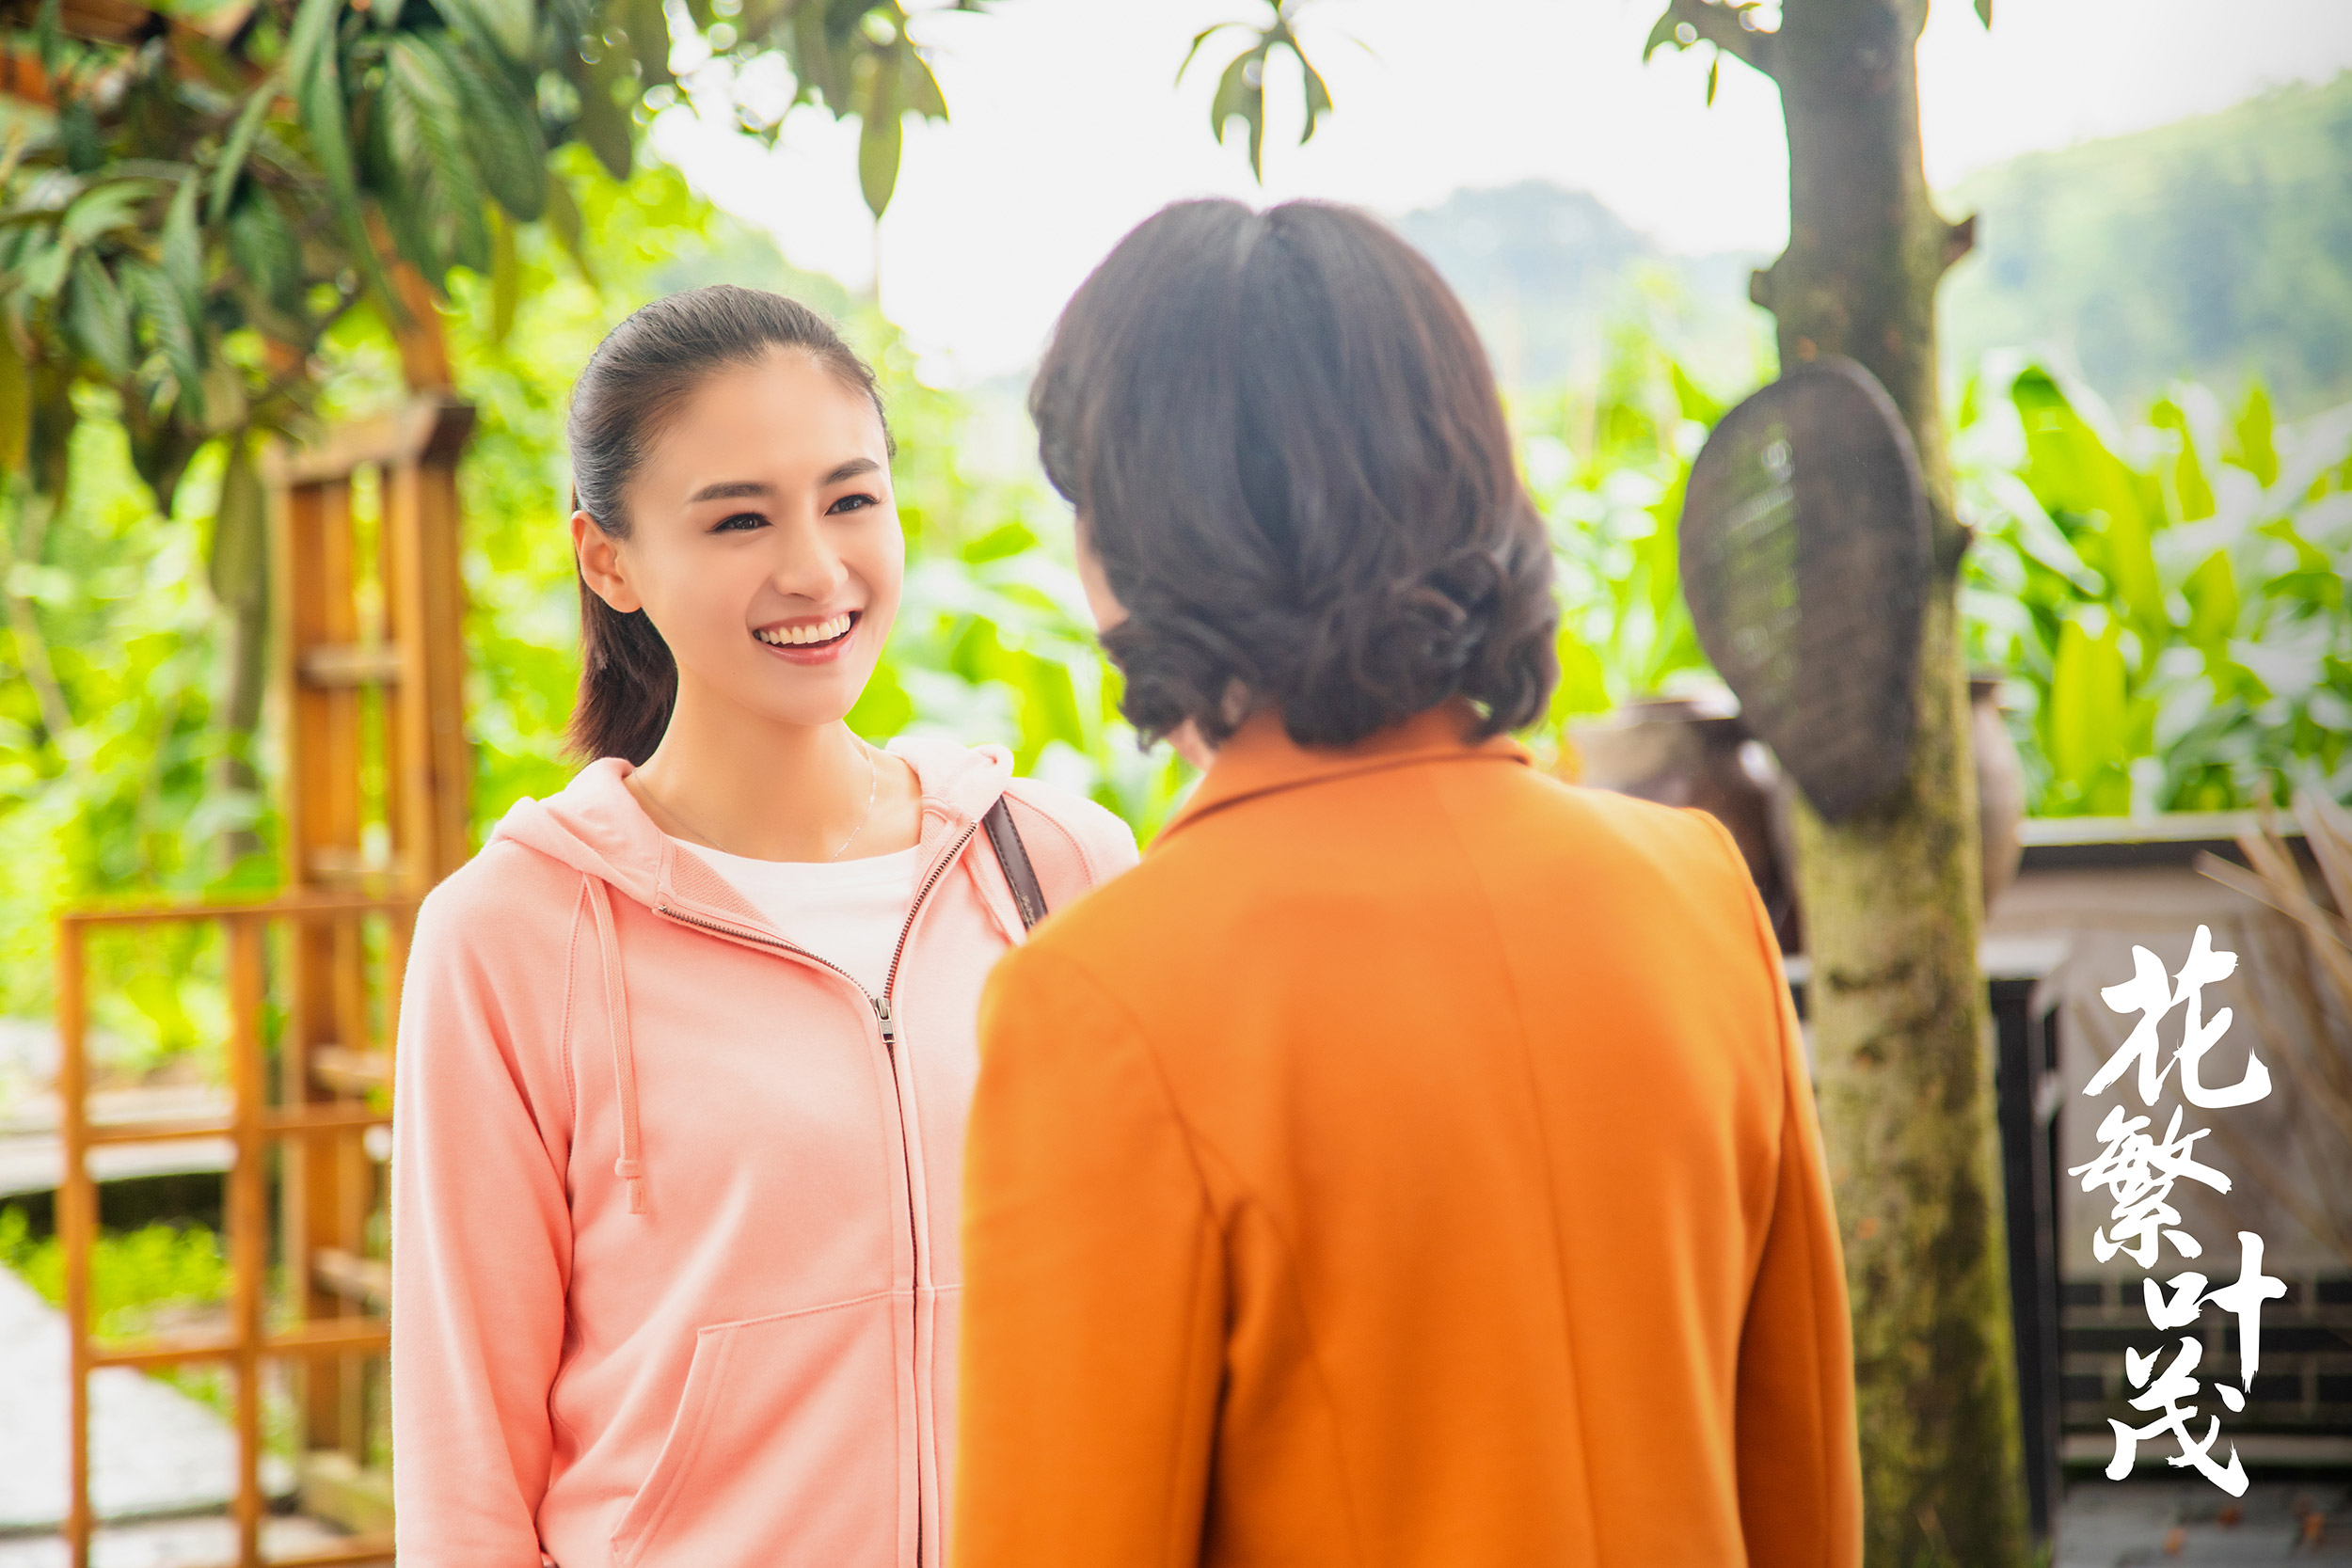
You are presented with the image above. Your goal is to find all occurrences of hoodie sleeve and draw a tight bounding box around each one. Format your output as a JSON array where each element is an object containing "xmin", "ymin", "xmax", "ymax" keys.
[{"xmin": 391, "ymin": 866, "xmax": 576, "ymax": 1566}]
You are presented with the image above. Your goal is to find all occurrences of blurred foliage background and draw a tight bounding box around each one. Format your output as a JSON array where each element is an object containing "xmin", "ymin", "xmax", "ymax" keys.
[{"xmin": 0, "ymin": 150, "xmax": 2346, "ymax": 1069}]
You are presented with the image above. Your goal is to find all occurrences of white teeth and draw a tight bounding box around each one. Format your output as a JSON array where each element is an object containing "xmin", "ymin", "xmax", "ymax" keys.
[{"xmin": 757, "ymin": 612, "xmax": 853, "ymax": 647}]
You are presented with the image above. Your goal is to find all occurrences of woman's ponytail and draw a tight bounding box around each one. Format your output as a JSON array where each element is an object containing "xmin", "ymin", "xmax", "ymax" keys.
[
  {"xmin": 568, "ymin": 486, "xmax": 681, "ymax": 766},
  {"xmin": 563, "ymin": 285, "xmax": 888, "ymax": 764}
]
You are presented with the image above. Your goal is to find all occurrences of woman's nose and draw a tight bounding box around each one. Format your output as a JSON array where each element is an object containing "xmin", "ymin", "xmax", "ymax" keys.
[{"xmin": 765, "ymin": 512, "xmax": 850, "ymax": 600}]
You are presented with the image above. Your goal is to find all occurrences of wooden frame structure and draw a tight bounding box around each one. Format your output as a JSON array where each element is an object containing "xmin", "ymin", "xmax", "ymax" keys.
[
  {"xmin": 54, "ymin": 396, "xmax": 474, "ymax": 1565},
  {"xmin": 56, "ymin": 895, "xmax": 414, "ymax": 1566}
]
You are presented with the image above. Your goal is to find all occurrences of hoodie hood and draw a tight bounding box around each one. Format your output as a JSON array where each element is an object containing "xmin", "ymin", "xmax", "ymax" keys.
[
  {"xmin": 488, "ymin": 735, "xmax": 1020, "ymax": 913},
  {"xmin": 484, "ymin": 736, "xmax": 1026, "ymax": 1220}
]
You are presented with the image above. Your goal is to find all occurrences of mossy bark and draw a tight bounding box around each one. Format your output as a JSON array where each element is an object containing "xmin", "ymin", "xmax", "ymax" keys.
[{"xmin": 1751, "ymin": 0, "xmax": 2035, "ymax": 1559}]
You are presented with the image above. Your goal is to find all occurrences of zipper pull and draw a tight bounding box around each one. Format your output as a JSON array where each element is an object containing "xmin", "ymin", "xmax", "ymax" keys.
[{"xmin": 874, "ymin": 994, "xmax": 897, "ymax": 1046}]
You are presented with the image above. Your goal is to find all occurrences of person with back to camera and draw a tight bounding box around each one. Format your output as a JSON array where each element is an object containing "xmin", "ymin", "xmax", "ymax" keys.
[
  {"xmin": 953, "ymin": 201, "xmax": 1863, "ymax": 1567},
  {"xmin": 388, "ymin": 285, "xmax": 1137, "ymax": 1567}
]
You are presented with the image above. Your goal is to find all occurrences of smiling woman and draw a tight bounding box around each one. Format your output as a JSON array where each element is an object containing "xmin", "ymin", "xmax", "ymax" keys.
[{"xmin": 388, "ymin": 285, "xmax": 1138, "ymax": 1567}]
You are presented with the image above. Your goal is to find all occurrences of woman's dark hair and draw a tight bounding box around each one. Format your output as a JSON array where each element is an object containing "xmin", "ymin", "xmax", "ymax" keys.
[
  {"xmin": 1030, "ymin": 199, "xmax": 1557, "ymax": 750},
  {"xmin": 566, "ymin": 284, "xmax": 889, "ymax": 764}
]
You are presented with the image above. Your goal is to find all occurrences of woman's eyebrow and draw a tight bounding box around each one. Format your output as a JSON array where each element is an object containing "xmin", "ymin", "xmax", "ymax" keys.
[
  {"xmin": 686, "ymin": 460, "xmax": 878, "ymax": 503},
  {"xmin": 687, "ymin": 480, "xmax": 771, "ymax": 502}
]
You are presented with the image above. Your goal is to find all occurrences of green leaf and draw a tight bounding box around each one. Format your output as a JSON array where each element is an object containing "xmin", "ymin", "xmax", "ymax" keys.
[
  {"xmin": 1210, "ymin": 45, "xmax": 1268, "ymax": 182},
  {"xmin": 2148, "ymin": 398, "xmax": 2215, "ymax": 522},
  {"xmin": 390, "ymin": 36, "xmax": 492, "ymax": 276},
  {"xmin": 59, "ymin": 102, "xmax": 102, "ymax": 174},
  {"xmin": 2048, "ymin": 616, "xmax": 2128, "ymax": 800},
  {"xmin": 901, "ymin": 49, "xmax": 947, "ymax": 120},
  {"xmin": 123, "ymin": 261, "xmax": 206, "ymax": 427},
  {"xmin": 1705, "ymin": 51, "xmax": 1719, "ymax": 104},
  {"xmin": 376, "ymin": 45, "xmax": 439, "ymax": 264},
  {"xmin": 2182, "ymin": 549, "xmax": 2239, "ymax": 650},
  {"xmin": 626, "ymin": 0, "xmax": 675, "ymax": 87},
  {"xmin": 1974, "ymin": 0, "xmax": 1992, "ymax": 25},
  {"xmin": 857, "ymin": 46, "xmax": 904, "ymax": 218},
  {"xmin": 2010, "ymin": 366, "xmax": 2165, "ymax": 638},
  {"xmin": 436, "ymin": 0, "xmax": 536, "ymax": 73},
  {"xmin": 283, "ymin": 0, "xmax": 341, "ymax": 87},
  {"xmin": 543, "ymin": 168, "xmax": 598, "ymax": 288},
  {"xmin": 1549, "ymin": 626, "xmax": 1612, "ymax": 722},
  {"xmin": 1667, "ymin": 360, "xmax": 1721, "ymax": 425},
  {"xmin": 1293, "ymin": 40, "xmax": 1332, "ymax": 144},
  {"xmin": 35, "ymin": 0, "xmax": 62, "ymax": 74},
  {"xmin": 226, "ymin": 193, "xmax": 303, "ymax": 316},
  {"xmin": 792, "ymin": 3, "xmax": 846, "ymax": 105},
  {"xmin": 0, "ymin": 324, "xmax": 27, "ymax": 475},
  {"xmin": 2226, "ymin": 384, "xmax": 2278, "ymax": 487},
  {"xmin": 161, "ymin": 178, "xmax": 203, "ymax": 316},
  {"xmin": 574, "ymin": 49, "xmax": 636, "ymax": 182},
  {"xmin": 209, "ymin": 77, "xmax": 279, "ymax": 225},
  {"xmin": 19, "ymin": 233, "xmax": 71, "ymax": 301},
  {"xmin": 208, "ymin": 432, "xmax": 267, "ymax": 612},
  {"xmin": 66, "ymin": 253, "xmax": 132, "ymax": 381},
  {"xmin": 429, "ymin": 31, "xmax": 547, "ymax": 220},
  {"xmin": 2104, "ymin": 498, "xmax": 2165, "ymax": 648},
  {"xmin": 288, "ymin": 0, "xmax": 399, "ymax": 316},
  {"xmin": 487, "ymin": 204, "xmax": 517, "ymax": 344},
  {"xmin": 60, "ymin": 182, "xmax": 146, "ymax": 247},
  {"xmin": 1176, "ymin": 23, "xmax": 1232, "ymax": 83},
  {"xmin": 1642, "ymin": 7, "xmax": 1681, "ymax": 59}
]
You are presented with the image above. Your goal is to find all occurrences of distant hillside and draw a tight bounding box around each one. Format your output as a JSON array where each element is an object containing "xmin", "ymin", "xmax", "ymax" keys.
[
  {"xmin": 1391, "ymin": 182, "xmax": 1766, "ymax": 392},
  {"xmin": 1398, "ymin": 72, "xmax": 2352, "ymax": 415},
  {"xmin": 1942, "ymin": 72, "xmax": 2352, "ymax": 416}
]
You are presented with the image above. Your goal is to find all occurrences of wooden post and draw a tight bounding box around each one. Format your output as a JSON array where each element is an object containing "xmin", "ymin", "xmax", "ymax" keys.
[
  {"xmin": 264, "ymin": 396, "xmax": 474, "ymax": 1533},
  {"xmin": 57, "ymin": 923, "xmax": 90, "ymax": 1568},
  {"xmin": 227, "ymin": 915, "xmax": 267, "ymax": 1563},
  {"xmin": 277, "ymin": 466, "xmax": 364, "ymax": 1459},
  {"xmin": 49, "ymin": 400, "xmax": 469, "ymax": 1563}
]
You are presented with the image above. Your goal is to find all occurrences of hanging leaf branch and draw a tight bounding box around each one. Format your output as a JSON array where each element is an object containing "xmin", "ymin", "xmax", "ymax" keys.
[{"xmin": 1179, "ymin": 0, "xmax": 1333, "ymax": 183}]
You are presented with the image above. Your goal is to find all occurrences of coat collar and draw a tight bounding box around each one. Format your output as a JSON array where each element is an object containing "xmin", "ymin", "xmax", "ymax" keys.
[{"xmin": 1156, "ymin": 701, "xmax": 1531, "ymax": 846}]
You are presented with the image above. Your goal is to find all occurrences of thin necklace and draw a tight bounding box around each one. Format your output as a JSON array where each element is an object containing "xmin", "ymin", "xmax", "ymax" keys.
[
  {"xmin": 829, "ymin": 740, "xmax": 881, "ymax": 863},
  {"xmin": 655, "ymin": 736, "xmax": 880, "ymax": 863}
]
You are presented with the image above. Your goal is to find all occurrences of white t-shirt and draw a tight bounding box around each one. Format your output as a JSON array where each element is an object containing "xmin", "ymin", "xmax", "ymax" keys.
[{"xmin": 671, "ymin": 839, "xmax": 923, "ymax": 1001}]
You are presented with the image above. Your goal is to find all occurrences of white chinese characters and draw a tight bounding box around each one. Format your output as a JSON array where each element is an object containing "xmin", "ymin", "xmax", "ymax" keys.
[{"xmin": 2072, "ymin": 926, "xmax": 2282, "ymax": 1497}]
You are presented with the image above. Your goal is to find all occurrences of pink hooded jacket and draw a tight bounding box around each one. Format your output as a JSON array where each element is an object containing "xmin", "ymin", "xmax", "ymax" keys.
[{"xmin": 389, "ymin": 737, "xmax": 1138, "ymax": 1568}]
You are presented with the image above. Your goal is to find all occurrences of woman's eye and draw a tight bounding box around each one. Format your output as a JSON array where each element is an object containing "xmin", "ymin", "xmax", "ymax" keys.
[
  {"xmin": 712, "ymin": 513, "xmax": 767, "ymax": 532},
  {"xmin": 828, "ymin": 493, "xmax": 878, "ymax": 515}
]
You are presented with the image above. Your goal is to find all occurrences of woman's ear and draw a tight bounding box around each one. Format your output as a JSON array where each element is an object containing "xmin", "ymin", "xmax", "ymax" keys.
[{"xmin": 572, "ymin": 511, "xmax": 643, "ymax": 613}]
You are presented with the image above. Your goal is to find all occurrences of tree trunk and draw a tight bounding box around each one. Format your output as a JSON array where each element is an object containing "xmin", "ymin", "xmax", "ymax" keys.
[{"xmin": 1751, "ymin": 0, "xmax": 2032, "ymax": 1559}]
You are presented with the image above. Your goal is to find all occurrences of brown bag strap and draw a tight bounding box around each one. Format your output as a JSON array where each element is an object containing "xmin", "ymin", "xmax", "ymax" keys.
[{"xmin": 981, "ymin": 798, "xmax": 1048, "ymax": 930}]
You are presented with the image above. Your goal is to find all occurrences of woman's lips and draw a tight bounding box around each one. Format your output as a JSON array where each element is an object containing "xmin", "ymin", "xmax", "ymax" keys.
[{"xmin": 753, "ymin": 610, "xmax": 861, "ymax": 666}]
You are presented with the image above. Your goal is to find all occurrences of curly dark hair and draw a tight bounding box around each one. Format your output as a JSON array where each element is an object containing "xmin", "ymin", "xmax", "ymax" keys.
[{"xmin": 1031, "ymin": 198, "xmax": 1558, "ymax": 750}]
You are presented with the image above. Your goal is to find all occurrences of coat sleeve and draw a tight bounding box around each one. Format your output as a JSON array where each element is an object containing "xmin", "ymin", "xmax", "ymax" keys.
[
  {"xmin": 954, "ymin": 943, "xmax": 1224, "ymax": 1568},
  {"xmin": 390, "ymin": 878, "xmax": 575, "ymax": 1566},
  {"xmin": 1717, "ymin": 823, "xmax": 1864, "ymax": 1566}
]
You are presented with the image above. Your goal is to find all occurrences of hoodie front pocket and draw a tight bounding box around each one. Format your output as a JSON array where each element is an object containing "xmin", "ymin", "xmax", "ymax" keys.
[{"xmin": 611, "ymin": 1291, "xmax": 904, "ymax": 1568}]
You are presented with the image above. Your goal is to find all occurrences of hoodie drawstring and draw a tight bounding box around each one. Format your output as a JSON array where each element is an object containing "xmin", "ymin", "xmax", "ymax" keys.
[{"xmin": 584, "ymin": 877, "xmax": 648, "ymax": 1215}]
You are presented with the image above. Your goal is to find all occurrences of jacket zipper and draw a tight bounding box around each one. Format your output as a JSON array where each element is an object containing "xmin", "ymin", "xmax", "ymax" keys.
[
  {"xmin": 655, "ymin": 813, "xmax": 985, "ymax": 1568},
  {"xmin": 874, "ymin": 817, "xmax": 979, "ymax": 1568}
]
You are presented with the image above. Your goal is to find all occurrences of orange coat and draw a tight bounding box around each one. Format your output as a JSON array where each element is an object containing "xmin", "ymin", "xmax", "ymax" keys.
[{"xmin": 955, "ymin": 705, "xmax": 1861, "ymax": 1567}]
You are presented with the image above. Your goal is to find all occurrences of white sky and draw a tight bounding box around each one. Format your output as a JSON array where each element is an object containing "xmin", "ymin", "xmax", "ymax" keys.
[{"xmin": 653, "ymin": 0, "xmax": 2352, "ymax": 387}]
